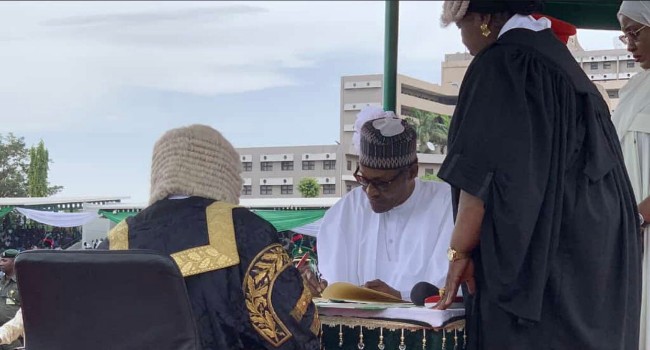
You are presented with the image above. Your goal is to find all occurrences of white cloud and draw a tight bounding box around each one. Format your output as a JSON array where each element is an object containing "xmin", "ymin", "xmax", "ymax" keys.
[
  {"xmin": 0, "ymin": 1, "xmax": 622, "ymax": 134},
  {"xmin": 0, "ymin": 1, "xmax": 468, "ymax": 133}
]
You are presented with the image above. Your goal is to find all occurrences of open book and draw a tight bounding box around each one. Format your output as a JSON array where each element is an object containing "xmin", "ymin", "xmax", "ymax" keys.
[
  {"xmin": 317, "ymin": 282, "xmax": 465, "ymax": 328},
  {"xmin": 321, "ymin": 282, "xmax": 408, "ymax": 304}
]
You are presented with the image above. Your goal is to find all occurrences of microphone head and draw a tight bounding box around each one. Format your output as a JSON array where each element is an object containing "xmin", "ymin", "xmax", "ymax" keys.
[{"xmin": 410, "ymin": 281, "xmax": 439, "ymax": 306}]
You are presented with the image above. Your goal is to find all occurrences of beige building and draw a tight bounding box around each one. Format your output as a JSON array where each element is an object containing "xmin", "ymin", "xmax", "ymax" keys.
[
  {"xmin": 338, "ymin": 74, "xmax": 456, "ymax": 194},
  {"xmin": 236, "ymin": 145, "xmax": 341, "ymax": 198},
  {"xmin": 442, "ymin": 38, "xmax": 643, "ymax": 112},
  {"xmin": 240, "ymin": 36, "xmax": 640, "ymax": 199}
]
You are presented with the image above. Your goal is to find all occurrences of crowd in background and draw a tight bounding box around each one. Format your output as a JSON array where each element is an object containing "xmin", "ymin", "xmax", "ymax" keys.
[{"xmin": 0, "ymin": 224, "xmax": 81, "ymax": 251}]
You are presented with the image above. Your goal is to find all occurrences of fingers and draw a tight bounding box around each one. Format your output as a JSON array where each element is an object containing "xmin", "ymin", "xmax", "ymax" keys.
[
  {"xmin": 436, "ymin": 277, "xmax": 460, "ymax": 310},
  {"xmin": 466, "ymin": 277, "xmax": 476, "ymax": 295},
  {"xmin": 299, "ymin": 268, "xmax": 324, "ymax": 296},
  {"xmin": 363, "ymin": 279, "xmax": 382, "ymax": 288}
]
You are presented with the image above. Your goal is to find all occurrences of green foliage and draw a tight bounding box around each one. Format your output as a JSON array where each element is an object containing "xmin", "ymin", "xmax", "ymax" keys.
[
  {"xmin": 0, "ymin": 134, "xmax": 62, "ymax": 198},
  {"xmin": 420, "ymin": 173, "xmax": 442, "ymax": 182},
  {"xmin": 405, "ymin": 110, "xmax": 451, "ymax": 154},
  {"xmin": 28, "ymin": 140, "xmax": 50, "ymax": 197},
  {"xmin": 298, "ymin": 177, "xmax": 320, "ymax": 198},
  {"xmin": 0, "ymin": 133, "xmax": 29, "ymax": 197}
]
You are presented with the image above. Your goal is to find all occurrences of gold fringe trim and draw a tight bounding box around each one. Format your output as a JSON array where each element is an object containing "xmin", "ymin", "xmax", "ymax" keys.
[{"xmin": 319, "ymin": 315, "xmax": 465, "ymax": 332}]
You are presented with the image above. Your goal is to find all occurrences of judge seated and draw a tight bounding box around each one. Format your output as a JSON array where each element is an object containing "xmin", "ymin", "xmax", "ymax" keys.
[
  {"xmin": 308, "ymin": 107, "xmax": 454, "ymax": 300},
  {"xmin": 101, "ymin": 124, "xmax": 320, "ymax": 350}
]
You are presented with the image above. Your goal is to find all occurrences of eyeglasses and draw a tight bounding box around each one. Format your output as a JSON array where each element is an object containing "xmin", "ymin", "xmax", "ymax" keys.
[
  {"xmin": 353, "ymin": 165, "xmax": 409, "ymax": 192},
  {"xmin": 619, "ymin": 25, "xmax": 647, "ymax": 45}
]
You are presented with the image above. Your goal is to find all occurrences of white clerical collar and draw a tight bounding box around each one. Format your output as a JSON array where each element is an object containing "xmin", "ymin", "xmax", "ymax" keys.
[{"xmin": 498, "ymin": 14, "xmax": 551, "ymax": 38}]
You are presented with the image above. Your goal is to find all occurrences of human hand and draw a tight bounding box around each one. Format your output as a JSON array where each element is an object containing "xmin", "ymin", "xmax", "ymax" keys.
[
  {"xmin": 363, "ymin": 279, "xmax": 401, "ymax": 299},
  {"xmin": 435, "ymin": 258, "xmax": 475, "ymax": 310},
  {"xmin": 298, "ymin": 264, "xmax": 327, "ymax": 296}
]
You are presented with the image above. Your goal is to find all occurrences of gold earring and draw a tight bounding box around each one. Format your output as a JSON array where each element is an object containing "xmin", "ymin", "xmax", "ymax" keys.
[{"xmin": 480, "ymin": 23, "xmax": 491, "ymax": 37}]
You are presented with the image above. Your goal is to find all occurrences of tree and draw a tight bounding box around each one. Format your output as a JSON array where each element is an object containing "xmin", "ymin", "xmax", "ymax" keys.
[
  {"xmin": 28, "ymin": 141, "xmax": 48, "ymax": 197},
  {"xmin": 429, "ymin": 114, "xmax": 451, "ymax": 154},
  {"xmin": 0, "ymin": 133, "xmax": 29, "ymax": 197},
  {"xmin": 28, "ymin": 140, "xmax": 59, "ymax": 197},
  {"xmin": 0, "ymin": 134, "xmax": 62, "ymax": 198},
  {"xmin": 298, "ymin": 178, "xmax": 320, "ymax": 198},
  {"xmin": 406, "ymin": 110, "xmax": 451, "ymax": 154}
]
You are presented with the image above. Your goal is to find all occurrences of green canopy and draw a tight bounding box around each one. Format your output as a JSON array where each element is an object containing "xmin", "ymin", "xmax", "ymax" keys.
[
  {"xmin": 99, "ymin": 209, "xmax": 326, "ymax": 233},
  {"xmin": 542, "ymin": 0, "xmax": 622, "ymax": 31},
  {"xmin": 99, "ymin": 210, "xmax": 138, "ymax": 224},
  {"xmin": 253, "ymin": 210, "xmax": 326, "ymax": 233},
  {"xmin": 0, "ymin": 207, "xmax": 13, "ymax": 220}
]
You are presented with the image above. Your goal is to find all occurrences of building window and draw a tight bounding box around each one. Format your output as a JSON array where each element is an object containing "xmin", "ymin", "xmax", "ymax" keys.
[
  {"xmin": 241, "ymin": 185, "xmax": 252, "ymax": 196},
  {"xmin": 603, "ymin": 62, "xmax": 612, "ymax": 69},
  {"xmin": 281, "ymin": 161, "xmax": 294, "ymax": 171},
  {"xmin": 323, "ymin": 184, "xmax": 336, "ymax": 195},
  {"xmin": 347, "ymin": 160, "xmax": 352, "ymax": 171},
  {"xmin": 302, "ymin": 161, "xmax": 315, "ymax": 170},
  {"xmin": 261, "ymin": 162, "xmax": 273, "ymax": 171},
  {"xmin": 281, "ymin": 185, "xmax": 293, "ymax": 195},
  {"xmin": 242, "ymin": 162, "xmax": 252, "ymax": 172},
  {"xmin": 589, "ymin": 62, "xmax": 598, "ymax": 70},
  {"xmin": 260, "ymin": 185, "xmax": 272, "ymax": 195},
  {"xmin": 346, "ymin": 184, "xmax": 353, "ymax": 193},
  {"xmin": 425, "ymin": 168, "xmax": 434, "ymax": 175},
  {"xmin": 323, "ymin": 160, "xmax": 336, "ymax": 170},
  {"xmin": 627, "ymin": 61, "xmax": 635, "ymax": 68},
  {"xmin": 607, "ymin": 89, "xmax": 619, "ymax": 99}
]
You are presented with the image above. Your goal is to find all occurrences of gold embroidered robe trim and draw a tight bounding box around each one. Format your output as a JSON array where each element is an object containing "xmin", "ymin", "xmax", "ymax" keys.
[
  {"xmin": 170, "ymin": 202, "xmax": 240, "ymax": 277},
  {"xmin": 309, "ymin": 312, "xmax": 320, "ymax": 336},
  {"xmin": 243, "ymin": 244, "xmax": 294, "ymax": 347},
  {"xmin": 107, "ymin": 220, "xmax": 129, "ymax": 250},
  {"xmin": 290, "ymin": 280, "xmax": 312, "ymax": 322}
]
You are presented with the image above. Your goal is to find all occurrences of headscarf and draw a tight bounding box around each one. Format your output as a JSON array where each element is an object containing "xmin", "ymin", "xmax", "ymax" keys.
[{"xmin": 618, "ymin": 1, "xmax": 650, "ymax": 27}]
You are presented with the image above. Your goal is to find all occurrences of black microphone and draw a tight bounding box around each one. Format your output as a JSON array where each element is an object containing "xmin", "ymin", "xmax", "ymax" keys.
[{"xmin": 410, "ymin": 281, "xmax": 440, "ymax": 306}]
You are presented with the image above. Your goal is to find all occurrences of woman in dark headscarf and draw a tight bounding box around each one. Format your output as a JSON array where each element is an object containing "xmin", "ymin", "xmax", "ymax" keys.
[{"xmin": 436, "ymin": 1, "xmax": 641, "ymax": 349}]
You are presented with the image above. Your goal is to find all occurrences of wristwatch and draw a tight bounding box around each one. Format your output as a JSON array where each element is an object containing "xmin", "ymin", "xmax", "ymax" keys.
[{"xmin": 447, "ymin": 247, "xmax": 470, "ymax": 262}]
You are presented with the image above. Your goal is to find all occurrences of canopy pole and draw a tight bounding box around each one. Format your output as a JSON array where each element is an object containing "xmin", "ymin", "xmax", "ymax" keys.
[{"xmin": 383, "ymin": 0, "xmax": 399, "ymax": 112}]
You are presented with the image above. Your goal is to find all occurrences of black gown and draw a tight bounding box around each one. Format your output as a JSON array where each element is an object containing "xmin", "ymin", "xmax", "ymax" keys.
[
  {"xmin": 102, "ymin": 197, "xmax": 320, "ymax": 350},
  {"xmin": 438, "ymin": 28, "xmax": 641, "ymax": 350}
]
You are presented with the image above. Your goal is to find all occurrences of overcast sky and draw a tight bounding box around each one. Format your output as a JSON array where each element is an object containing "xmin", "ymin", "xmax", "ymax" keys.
[{"xmin": 0, "ymin": 1, "xmax": 623, "ymax": 203}]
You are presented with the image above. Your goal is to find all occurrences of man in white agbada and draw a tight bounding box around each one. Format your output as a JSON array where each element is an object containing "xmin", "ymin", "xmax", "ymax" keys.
[
  {"xmin": 314, "ymin": 107, "xmax": 453, "ymax": 300},
  {"xmin": 612, "ymin": 1, "xmax": 650, "ymax": 349}
]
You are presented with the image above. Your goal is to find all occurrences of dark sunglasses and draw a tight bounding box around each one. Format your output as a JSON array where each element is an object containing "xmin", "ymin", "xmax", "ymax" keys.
[{"xmin": 353, "ymin": 165, "xmax": 409, "ymax": 192}]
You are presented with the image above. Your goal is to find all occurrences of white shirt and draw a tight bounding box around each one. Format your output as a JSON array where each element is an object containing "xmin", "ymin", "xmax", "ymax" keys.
[{"xmin": 317, "ymin": 179, "xmax": 454, "ymax": 299}]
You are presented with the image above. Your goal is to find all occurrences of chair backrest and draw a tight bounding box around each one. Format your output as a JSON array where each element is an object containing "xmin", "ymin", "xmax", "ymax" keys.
[{"xmin": 15, "ymin": 250, "xmax": 200, "ymax": 350}]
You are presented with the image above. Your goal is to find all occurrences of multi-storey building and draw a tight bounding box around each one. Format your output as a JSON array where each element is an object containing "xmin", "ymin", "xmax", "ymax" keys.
[
  {"xmin": 240, "ymin": 36, "xmax": 640, "ymax": 198},
  {"xmin": 237, "ymin": 145, "xmax": 340, "ymax": 198},
  {"xmin": 338, "ymin": 74, "xmax": 454, "ymax": 194},
  {"xmin": 442, "ymin": 38, "xmax": 643, "ymax": 112}
]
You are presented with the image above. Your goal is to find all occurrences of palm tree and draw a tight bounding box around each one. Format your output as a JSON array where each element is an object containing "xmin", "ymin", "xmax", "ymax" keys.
[
  {"xmin": 406, "ymin": 110, "xmax": 451, "ymax": 154},
  {"xmin": 429, "ymin": 114, "xmax": 451, "ymax": 154}
]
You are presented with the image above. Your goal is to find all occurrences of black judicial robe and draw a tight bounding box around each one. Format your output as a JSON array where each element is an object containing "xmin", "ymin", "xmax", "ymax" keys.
[
  {"xmin": 103, "ymin": 197, "xmax": 320, "ymax": 350},
  {"xmin": 438, "ymin": 29, "xmax": 641, "ymax": 350}
]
